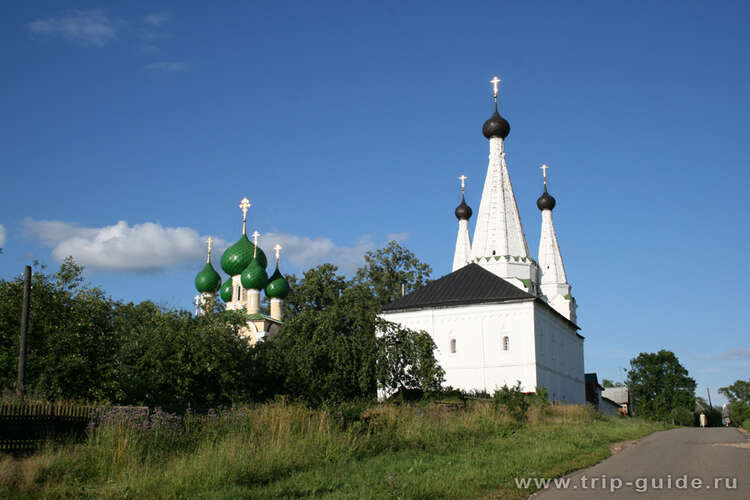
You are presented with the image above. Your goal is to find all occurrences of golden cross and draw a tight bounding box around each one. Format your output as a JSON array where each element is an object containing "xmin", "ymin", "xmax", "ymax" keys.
[
  {"xmin": 206, "ymin": 236, "xmax": 213, "ymax": 263},
  {"xmin": 490, "ymin": 76, "xmax": 501, "ymax": 100},
  {"xmin": 458, "ymin": 175, "xmax": 468, "ymax": 194},
  {"xmin": 239, "ymin": 197, "xmax": 251, "ymax": 234},
  {"xmin": 274, "ymin": 244, "xmax": 282, "ymax": 263},
  {"xmin": 541, "ymin": 164, "xmax": 549, "ymax": 186},
  {"xmin": 251, "ymin": 230, "xmax": 260, "ymax": 258}
]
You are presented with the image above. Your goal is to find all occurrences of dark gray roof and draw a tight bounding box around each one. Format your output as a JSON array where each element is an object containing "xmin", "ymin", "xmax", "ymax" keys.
[{"xmin": 382, "ymin": 263, "xmax": 533, "ymax": 312}]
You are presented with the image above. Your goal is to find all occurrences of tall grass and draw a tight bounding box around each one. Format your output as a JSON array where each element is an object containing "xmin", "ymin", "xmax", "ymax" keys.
[{"xmin": 0, "ymin": 401, "xmax": 667, "ymax": 499}]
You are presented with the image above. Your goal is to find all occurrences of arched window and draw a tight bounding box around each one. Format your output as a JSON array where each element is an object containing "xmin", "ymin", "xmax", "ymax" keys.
[
  {"xmin": 503, "ymin": 336, "xmax": 509, "ymax": 351},
  {"xmin": 450, "ymin": 338, "xmax": 456, "ymax": 354}
]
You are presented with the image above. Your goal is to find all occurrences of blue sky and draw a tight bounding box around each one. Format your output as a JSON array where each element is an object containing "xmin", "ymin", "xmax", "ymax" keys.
[{"xmin": 2, "ymin": 1, "xmax": 748, "ymax": 403}]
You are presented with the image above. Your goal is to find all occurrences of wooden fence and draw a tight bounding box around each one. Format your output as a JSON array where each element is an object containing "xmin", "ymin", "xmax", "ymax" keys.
[{"xmin": 0, "ymin": 404, "xmax": 105, "ymax": 453}]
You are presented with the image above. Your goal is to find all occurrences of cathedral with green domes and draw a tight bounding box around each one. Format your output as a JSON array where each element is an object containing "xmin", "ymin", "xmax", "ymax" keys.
[{"xmin": 194, "ymin": 197, "xmax": 290, "ymax": 345}]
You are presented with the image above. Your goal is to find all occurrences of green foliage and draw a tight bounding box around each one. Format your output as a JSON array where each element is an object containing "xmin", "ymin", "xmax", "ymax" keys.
[
  {"xmin": 728, "ymin": 400, "xmax": 750, "ymax": 425},
  {"xmin": 626, "ymin": 350, "xmax": 696, "ymax": 423},
  {"xmin": 493, "ymin": 382, "xmax": 530, "ymax": 422},
  {"xmin": 669, "ymin": 406, "xmax": 694, "ymax": 426},
  {"xmin": 267, "ymin": 282, "xmax": 379, "ymax": 404},
  {"xmin": 375, "ymin": 319, "xmax": 444, "ymax": 394},
  {"xmin": 0, "ymin": 258, "xmax": 120, "ymax": 401},
  {"xmin": 0, "ymin": 241, "xmax": 439, "ymax": 409},
  {"xmin": 743, "ymin": 418, "xmax": 750, "ymax": 429},
  {"xmin": 718, "ymin": 379, "xmax": 750, "ymax": 404},
  {"xmin": 264, "ymin": 242, "xmax": 437, "ymax": 405},
  {"xmin": 0, "ymin": 402, "xmax": 668, "ymax": 499},
  {"xmin": 354, "ymin": 240, "xmax": 432, "ymax": 307},
  {"xmin": 0, "ymin": 259, "xmax": 256, "ymax": 407},
  {"xmin": 602, "ymin": 379, "xmax": 625, "ymax": 388}
]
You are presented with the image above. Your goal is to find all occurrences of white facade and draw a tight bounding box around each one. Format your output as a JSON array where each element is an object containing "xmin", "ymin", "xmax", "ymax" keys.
[{"xmin": 380, "ymin": 299, "xmax": 584, "ymax": 403}]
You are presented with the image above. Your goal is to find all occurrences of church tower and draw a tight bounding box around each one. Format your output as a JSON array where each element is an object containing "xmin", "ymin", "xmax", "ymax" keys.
[
  {"xmin": 470, "ymin": 77, "xmax": 537, "ymax": 293},
  {"xmin": 194, "ymin": 236, "xmax": 221, "ymax": 316},
  {"xmin": 452, "ymin": 175, "xmax": 473, "ymax": 271},
  {"xmin": 536, "ymin": 165, "xmax": 577, "ymax": 322},
  {"xmin": 193, "ymin": 197, "xmax": 291, "ymax": 345}
]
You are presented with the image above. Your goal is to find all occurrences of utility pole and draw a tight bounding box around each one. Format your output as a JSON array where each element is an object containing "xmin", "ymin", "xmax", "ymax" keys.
[
  {"xmin": 707, "ymin": 387, "xmax": 713, "ymax": 409},
  {"xmin": 16, "ymin": 265, "xmax": 31, "ymax": 397}
]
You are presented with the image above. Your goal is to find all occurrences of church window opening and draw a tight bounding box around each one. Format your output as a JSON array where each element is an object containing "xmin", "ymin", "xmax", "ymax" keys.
[
  {"xmin": 450, "ymin": 338, "xmax": 456, "ymax": 353},
  {"xmin": 503, "ymin": 336, "xmax": 509, "ymax": 351}
]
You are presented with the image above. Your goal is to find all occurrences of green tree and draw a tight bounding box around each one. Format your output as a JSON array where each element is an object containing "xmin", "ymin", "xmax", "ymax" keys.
[
  {"xmin": 354, "ymin": 241, "xmax": 432, "ymax": 307},
  {"xmin": 718, "ymin": 379, "xmax": 750, "ymax": 426},
  {"xmin": 116, "ymin": 304, "xmax": 252, "ymax": 408},
  {"xmin": 626, "ymin": 350, "xmax": 696, "ymax": 423},
  {"xmin": 718, "ymin": 379, "xmax": 750, "ymax": 403},
  {"xmin": 375, "ymin": 319, "xmax": 444, "ymax": 395},
  {"xmin": 263, "ymin": 243, "xmax": 440, "ymax": 405},
  {"xmin": 266, "ymin": 265, "xmax": 378, "ymax": 404},
  {"xmin": 0, "ymin": 258, "xmax": 122, "ymax": 401}
]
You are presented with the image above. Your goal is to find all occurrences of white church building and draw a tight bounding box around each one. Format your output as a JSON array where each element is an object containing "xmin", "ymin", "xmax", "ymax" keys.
[{"xmin": 381, "ymin": 78, "xmax": 585, "ymax": 403}]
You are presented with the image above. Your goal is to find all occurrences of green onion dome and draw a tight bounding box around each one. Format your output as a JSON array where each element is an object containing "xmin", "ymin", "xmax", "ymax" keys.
[
  {"xmin": 221, "ymin": 234, "xmax": 268, "ymax": 275},
  {"xmin": 195, "ymin": 263, "xmax": 221, "ymax": 293},
  {"xmin": 219, "ymin": 277, "xmax": 233, "ymax": 302},
  {"xmin": 240, "ymin": 258, "xmax": 268, "ymax": 290},
  {"xmin": 265, "ymin": 266, "xmax": 290, "ymax": 299}
]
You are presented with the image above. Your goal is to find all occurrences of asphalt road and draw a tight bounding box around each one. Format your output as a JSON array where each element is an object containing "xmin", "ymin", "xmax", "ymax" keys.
[{"xmin": 532, "ymin": 427, "xmax": 749, "ymax": 499}]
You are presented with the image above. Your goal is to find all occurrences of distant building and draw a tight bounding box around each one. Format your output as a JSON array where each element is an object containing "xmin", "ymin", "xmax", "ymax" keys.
[
  {"xmin": 601, "ymin": 387, "xmax": 630, "ymax": 415},
  {"xmin": 380, "ymin": 78, "xmax": 584, "ymax": 403},
  {"xmin": 585, "ymin": 373, "xmax": 620, "ymax": 415}
]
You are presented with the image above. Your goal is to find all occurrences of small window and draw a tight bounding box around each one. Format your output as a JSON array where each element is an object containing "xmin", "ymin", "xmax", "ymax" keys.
[
  {"xmin": 503, "ymin": 336, "xmax": 509, "ymax": 351},
  {"xmin": 450, "ymin": 339, "xmax": 456, "ymax": 353}
]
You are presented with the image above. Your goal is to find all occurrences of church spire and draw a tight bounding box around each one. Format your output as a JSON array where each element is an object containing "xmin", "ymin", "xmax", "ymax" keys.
[
  {"xmin": 470, "ymin": 76, "xmax": 535, "ymax": 291},
  {"xmin": 452, "ymin": 175, "xmax": 473, "ymax": 271},
  {"xmin": 536, "ymin": 165, "xmax": 577, "ymax": 322}
]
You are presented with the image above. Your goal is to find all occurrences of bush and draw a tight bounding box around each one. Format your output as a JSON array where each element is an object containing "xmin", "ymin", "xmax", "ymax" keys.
[
  {"xmin": 669, "ymin": 407, "xmax": 694, "ymax": 426},
  {"xmin": 743, "ymin": 418, "xmax": 750, "ymax": 429},
  {"xmin": 493, "ymin": 382, "xmax": 529, "ymax": 422}
]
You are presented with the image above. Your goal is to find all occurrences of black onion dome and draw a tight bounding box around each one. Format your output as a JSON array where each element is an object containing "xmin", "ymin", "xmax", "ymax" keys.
[
  {"xmin": 537, "ymin": 187, "xmax": 556, "ymax": 211},
  {"xmin": 455, "ymin": 196, "xmax": 473, "ymax": 220},
  {"xmin": 482, "ymin": 103, "xmax": 510, "ymax": 139}
]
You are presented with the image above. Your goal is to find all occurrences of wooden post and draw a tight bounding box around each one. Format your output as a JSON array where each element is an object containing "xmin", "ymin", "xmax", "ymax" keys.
[{"xmin": 16, "ymin": 266, "xmax": 31, "ymax": 397}]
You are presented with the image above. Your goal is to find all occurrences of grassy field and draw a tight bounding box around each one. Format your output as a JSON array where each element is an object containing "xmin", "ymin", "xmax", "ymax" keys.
[{"xmin": 0, "ymin": 400, "xmax": 668, "ymax": 499}]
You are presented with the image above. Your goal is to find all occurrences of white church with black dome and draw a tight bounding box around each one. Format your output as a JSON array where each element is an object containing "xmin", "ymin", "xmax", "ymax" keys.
[{"xmin": 381, "ymin": 77, "xmax": 584, "ymax": 403}]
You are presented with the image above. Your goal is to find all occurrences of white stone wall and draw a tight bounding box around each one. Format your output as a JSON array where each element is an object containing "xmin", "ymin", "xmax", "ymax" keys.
[
  {"xmin": 381, "ymin": 301, "xmax": 538, "ymax": 394},
  {"xmin": 533, "ymin": 302, "xmax": 585, "ymax": 403},
  {"xmin": 381, "ymin": 300, "xmax": 584, "ymax": 403}
]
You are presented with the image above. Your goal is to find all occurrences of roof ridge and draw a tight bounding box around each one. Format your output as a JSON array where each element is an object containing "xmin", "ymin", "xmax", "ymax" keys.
[{"xmin": 382, "ymin": 263, "xmax": 533, "ymax": 312}]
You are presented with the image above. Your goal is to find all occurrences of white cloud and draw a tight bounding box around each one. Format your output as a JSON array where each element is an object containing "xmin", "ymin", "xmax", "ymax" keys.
[
  {"xmin": 712, "ymin": 348, "xmax": 750, "ymax": 361},
  {"xmin": 144, "ymin": 61, "xmax": 187, "ymax": 71},
  {"xmin": 28, "ymin": 10, "xmax": 116, "ymax": 47},
  {"xmin": 22, "ymin": 219, "xmax": 378, "ymax": 275},
  {"xmin": 260, "ymin": 232, "xmax": 375, "ymax": 275},
  {"xmin": 24, "ymin": 219, "xmax": 225, "ymax": 272},
  {"xmin": 385, "ymin": 232, "xmax": 409, "ymax": 242},
  {"xmin": 0, "ymin": 224, "xmax": 6, "ymax": 248},
  {"xmin": 144, "ymin": 12, "xmax": 170, "ymax": 26}
]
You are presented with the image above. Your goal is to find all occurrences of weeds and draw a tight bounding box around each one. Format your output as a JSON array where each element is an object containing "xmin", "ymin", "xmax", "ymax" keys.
[{"xmin": 0, "ymin": 400, "xmax": 667, "ymax": 499}]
